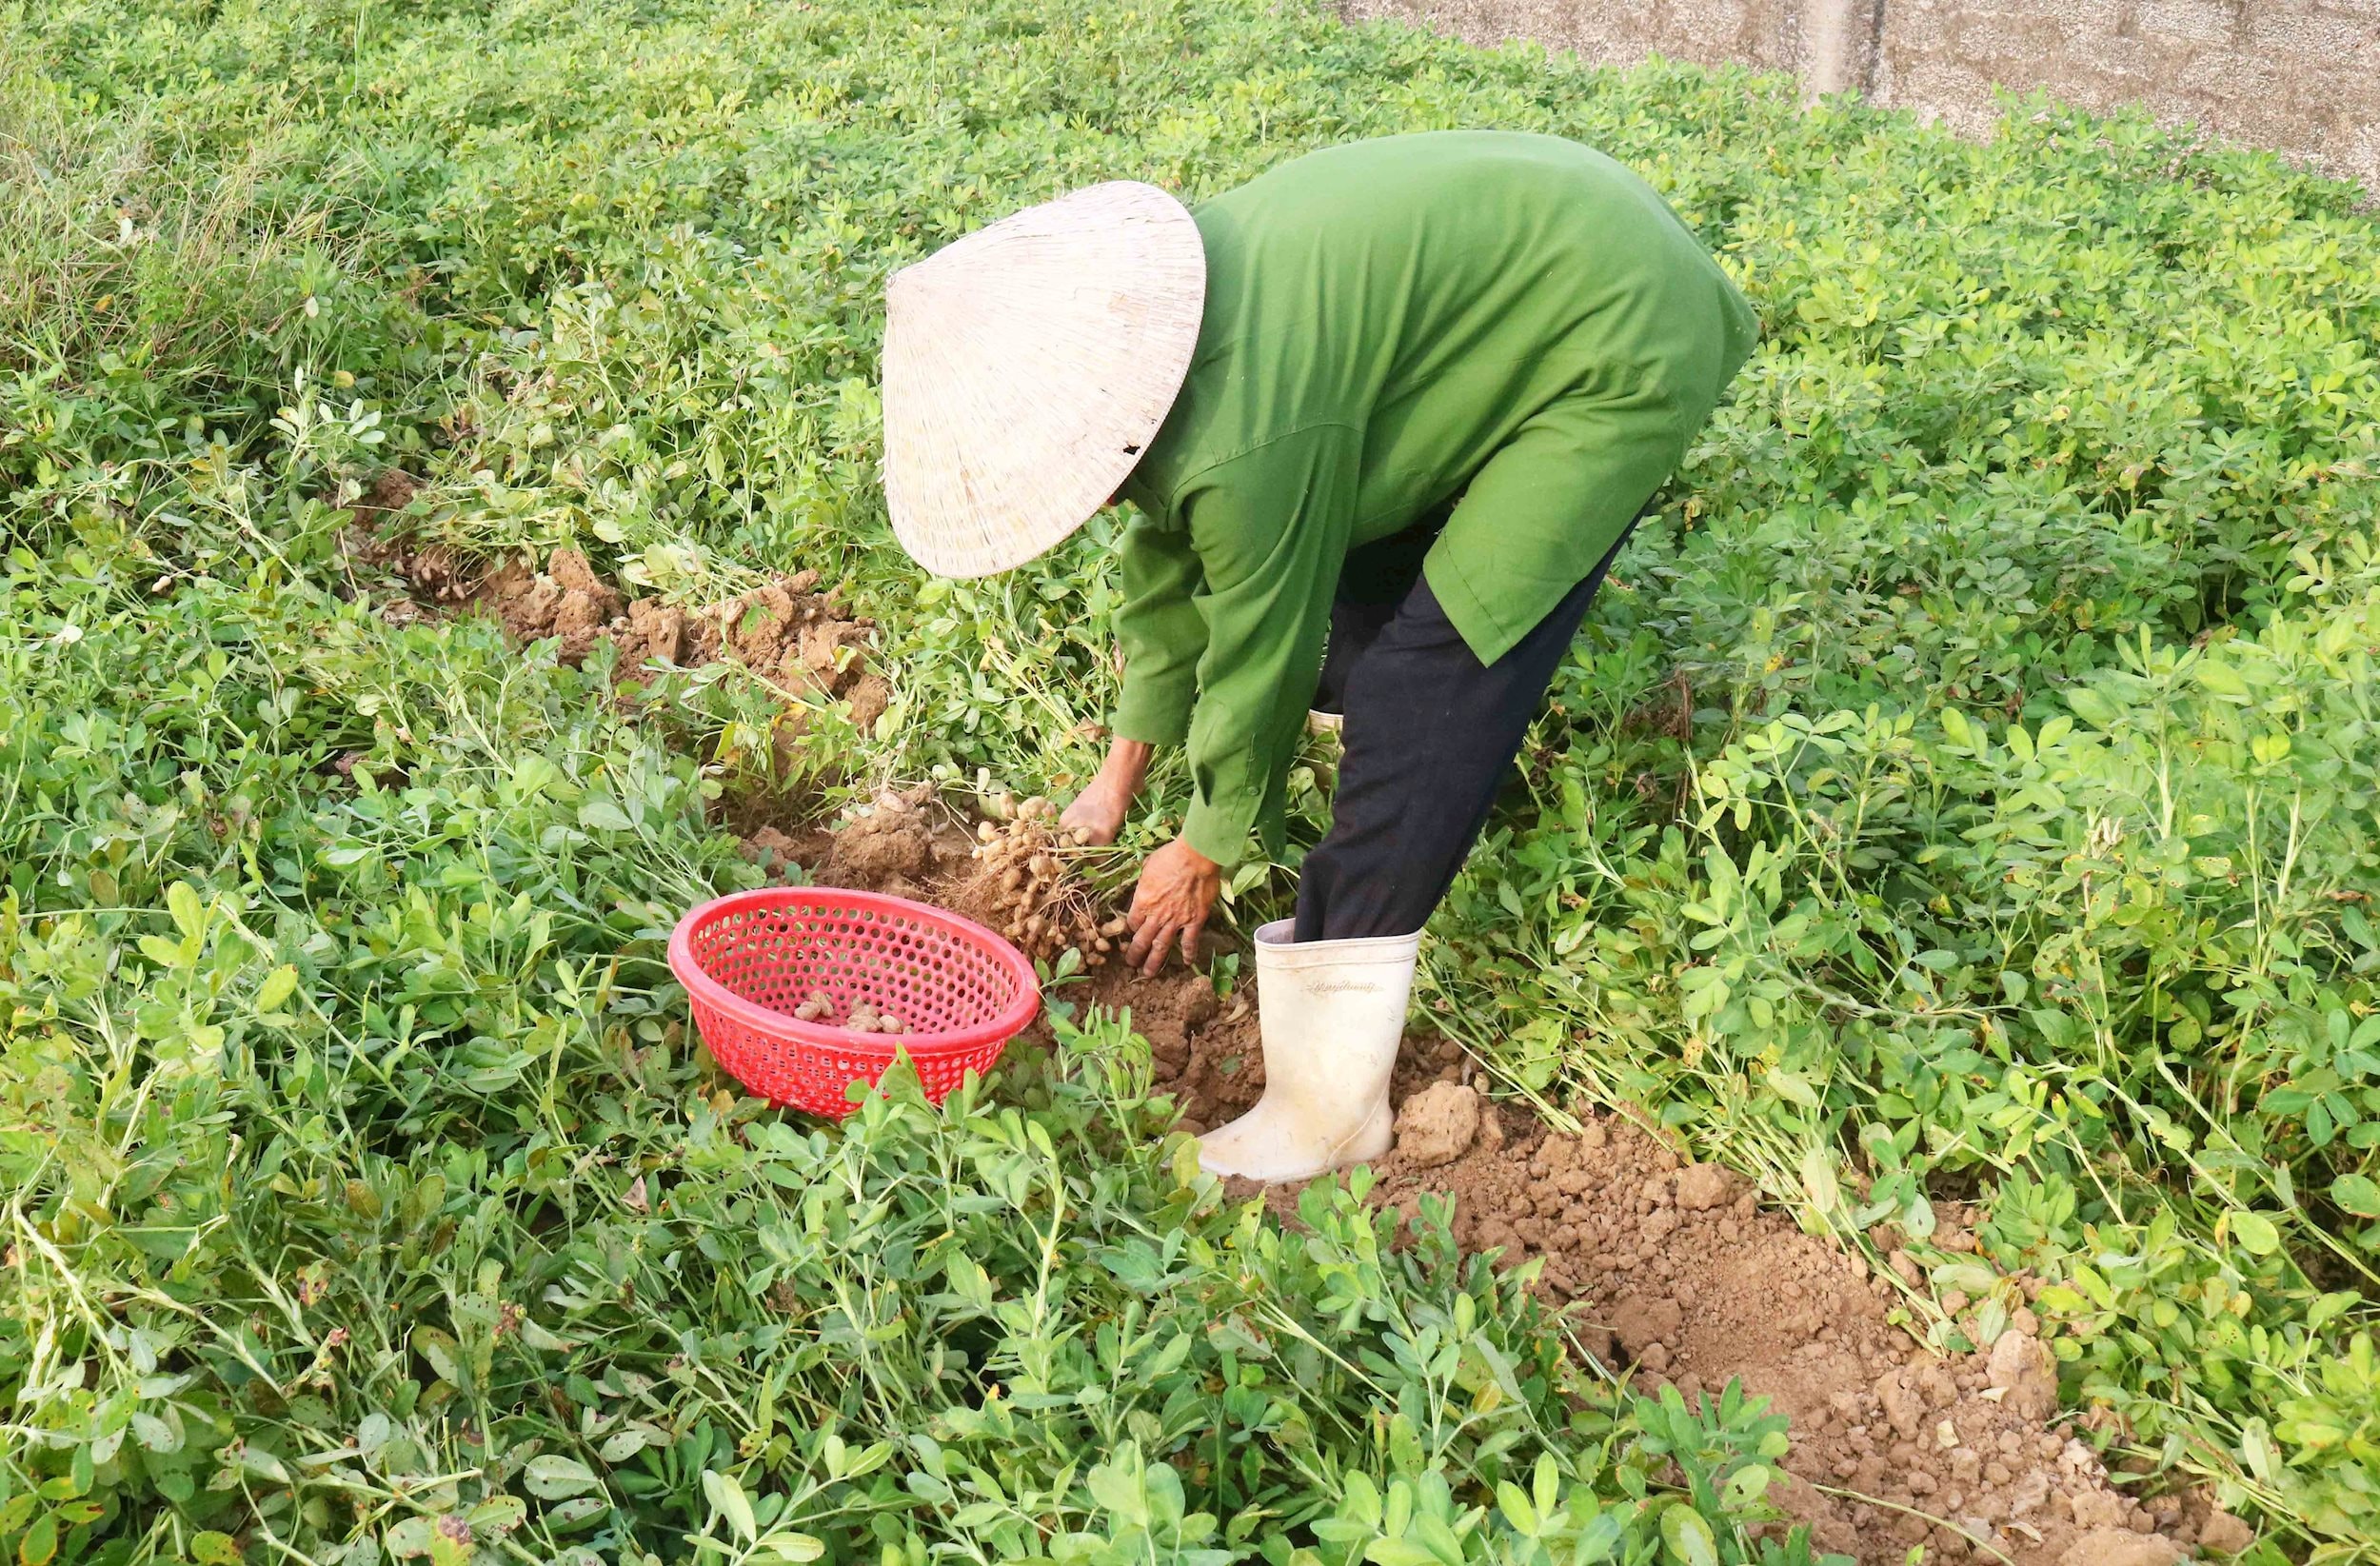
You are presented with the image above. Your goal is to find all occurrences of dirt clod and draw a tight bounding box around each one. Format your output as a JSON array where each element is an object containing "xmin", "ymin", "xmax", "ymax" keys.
[
  {"xmin": 832, "ymin": 795, "xmax": 937, "ymax": 885},
  {"xmin": 2196, "ymin": 1510, "xmax": 2253, "ymax": 1556},
  {"xmin": 1676, "ymin": 1161, "xmax": 1735, "ymax": 1211},
  {"xmin": 2056, "ymin": 1530, "xmax": 2179, "ymax": 1566},
  {"xmin": 482, "ymin": 549, "xmax": 625, "ymax": 664},
  {"xmin": 2071, "ymin": 1491, "xmax": 2129, "ymax": 1531},
  {"xmin": 1988, "ymin": 1329, "xmax": 2060, "ymax": 1421},
  {"xmin": 1393, "ymin": 1081, "xmax": 1482, "ymax": 1167},
  {"xmin": 1874, "ymin": 1364, "xmax": 1934, "ymax": 1440}
]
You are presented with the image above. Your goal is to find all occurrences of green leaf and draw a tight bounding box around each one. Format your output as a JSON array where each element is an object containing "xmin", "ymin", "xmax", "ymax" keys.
[
  {"xmin": 1361, "ymin": 1544, "xmax": 1441, "ymax": 1566},
  {"xmin": 467, "ymin": 1497, "xmax": 528, "ymax": 1536},
  {"xmin": 597, "ymin": 1426, "xmax": 657, "ymax": 1463},
  {"xmin": 1721, "ymin": 1463, "xmax": 1773, "ymax": 1508},
  {"xmin": 256, "ymin": 963, "xmax": 299, "ymax": 1012},
  {"xmin": 525, "ymin": 1456, "xmax": 602, "ymax": 1499},
  {"xmin": 167, "ymin": 880, "xmax": 207, "ymax": 942},
  {"xmin": 19, "ymin": 1515, "xmax": 58, "ymax": 1566},
  {"xmin": 546, "ymin": 1498, "xmax": 606, "ymax": 1530},
  {"xmin": 1658, "ymin": 1503, "xmax": 1718, "ymax": 1566},
  {"xmin": 2309, "ymin": 1291, "xmax": 2360, "ymax": 1332},
  {"xmin": 2063, "ymin": 686, "xmax": 2119, "ymax": 726},
  {"xmin": 2230, "ymin": 1210, "xmax": 2281, "ymax": 1256},
  {"xmin": 577, "ymin": 799, "xmax": 635, "ymax": 832},
  {"xmin": 412, "ymin": 1327, "xmax": 462, "ymax": 1386},
  {"xmin": 701, "ymin": 1471, "xmax": 757, "ymax": 1543},
  {"xmin": 1086, "ymin": 1454, "xmax": 1148, "ymax": 1527},
  {"xmin": 1798, "ymin": 1145, "xmax": 1839, "ymax": 1216},
  {"xmin": 2194, "ymin": 659, "xmax": 2251, "ymax": 698},
  {"xmin": 238, "ymin": 1445, "xmax": 290, "ymax": 1483},
  {"xmin": 2330, "ymin": 1174, "xmax": 2380, "ymax": 1219}
]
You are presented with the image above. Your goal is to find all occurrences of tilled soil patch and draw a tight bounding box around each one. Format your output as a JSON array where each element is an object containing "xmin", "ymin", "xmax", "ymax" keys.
[
  {"xmin": 1349, "ymin": 1096, "xmax": 2231, "ymax": 1565},
  {"xmin": 343, "ymin": 504, "xmax": 891, "ymax": 733},
  {"xmin": 768, "ymin": 801, "xmax": 2238, "ymax": 1566}
]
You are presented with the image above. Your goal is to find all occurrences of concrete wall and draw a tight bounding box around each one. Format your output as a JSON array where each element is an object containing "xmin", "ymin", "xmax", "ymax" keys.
[
  {"xmin": 1339, "ymin": 0, "xmax": 1803, "ymax": 73},
  {"xmin": 1339, "ymin": 0, "xmax": 2380, "ymax": 194}
]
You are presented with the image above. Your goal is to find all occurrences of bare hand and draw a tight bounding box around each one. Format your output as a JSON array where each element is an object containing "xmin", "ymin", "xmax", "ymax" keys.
[
  {"xmin": 1058, "ymin": 781, "xmax": 1130, "ymax": 846},
  {"xmin": 1059, "ymin": 737, "xmax": 1152, "ymax": 847},
  {"xmin": 1125, "ymin": 838, "xmax": 1221, "ymax": 976}
]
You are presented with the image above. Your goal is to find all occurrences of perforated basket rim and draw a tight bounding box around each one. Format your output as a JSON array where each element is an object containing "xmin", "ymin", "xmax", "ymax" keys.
[{"xmin": 666, "ymin": 885, "xmax": 1041, "ymax": 1059}]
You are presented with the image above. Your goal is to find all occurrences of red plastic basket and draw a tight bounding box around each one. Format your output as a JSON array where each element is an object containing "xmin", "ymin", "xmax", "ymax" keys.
[{"xmin": 667, "ymin": 887, "xmax": 1041, "ymax": 1119}]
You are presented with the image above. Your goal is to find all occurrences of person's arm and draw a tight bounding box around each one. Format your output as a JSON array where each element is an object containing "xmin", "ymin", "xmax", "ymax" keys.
[
  {"xmin": 1175, "ymin": 428, "xmax": 1359, "ymax": 865},
  {"xmin": 1112, "ymin": 516, "xmax": 1205, "ymax": 747},
  {"xmin": 1062, "ymin": 514, "xmax": 1204, "ymax": 845},
  {"xmin": 1125, "ymin": 427, "xmax": 1359, "ymax": 971}
]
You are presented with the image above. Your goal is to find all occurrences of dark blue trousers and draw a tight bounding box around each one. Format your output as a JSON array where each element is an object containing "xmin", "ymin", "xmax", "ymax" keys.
[{"xmin": 1296, "ymin": 515, "xmax": 1637, "ymax": 942}]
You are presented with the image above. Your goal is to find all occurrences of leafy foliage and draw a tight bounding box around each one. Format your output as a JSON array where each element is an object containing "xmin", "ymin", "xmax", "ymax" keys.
[{"xmin": 5, "ymin": 0, "xmax": 2379, "ymax": 1558}]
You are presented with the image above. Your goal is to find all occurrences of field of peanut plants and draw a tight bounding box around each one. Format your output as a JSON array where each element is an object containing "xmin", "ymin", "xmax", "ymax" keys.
[{"xmin": 5, "ymin": 0, "xmax": 2378, "ymax": 1562}]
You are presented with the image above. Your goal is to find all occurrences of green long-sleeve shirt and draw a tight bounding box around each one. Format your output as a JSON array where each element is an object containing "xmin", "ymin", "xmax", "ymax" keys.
[{"xmin": 1113, "ymin": 130, "xmax": 1758, "ymax": 867}]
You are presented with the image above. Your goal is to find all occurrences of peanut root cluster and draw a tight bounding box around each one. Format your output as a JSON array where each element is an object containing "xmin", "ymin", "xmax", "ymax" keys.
[{"xmin": 964, "ymin": 797, "xmax": 1128, "ymax": 967}]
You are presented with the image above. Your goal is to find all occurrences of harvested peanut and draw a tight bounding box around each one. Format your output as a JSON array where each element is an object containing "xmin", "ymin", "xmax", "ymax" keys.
[{"xmin": 962, "ymin": 810, "xmax": 1123, "ymax": 969}]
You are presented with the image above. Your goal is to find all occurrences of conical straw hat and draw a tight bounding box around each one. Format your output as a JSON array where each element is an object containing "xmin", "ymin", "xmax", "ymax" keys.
[{"xmin": 881, "ymin": 181, "xmax": 1206, "ymax": 578}]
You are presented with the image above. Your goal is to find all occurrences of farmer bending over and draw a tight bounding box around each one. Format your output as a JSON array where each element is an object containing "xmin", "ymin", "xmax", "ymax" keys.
[{"xmin": 879, "ymin": 131, "xmax": 1756, "ymax": 1181}]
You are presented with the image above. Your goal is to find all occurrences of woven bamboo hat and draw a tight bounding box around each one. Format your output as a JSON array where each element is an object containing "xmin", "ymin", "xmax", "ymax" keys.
[{"xmin": 881, "ymin": 181, "xmax": 1206, "ymax": 578}]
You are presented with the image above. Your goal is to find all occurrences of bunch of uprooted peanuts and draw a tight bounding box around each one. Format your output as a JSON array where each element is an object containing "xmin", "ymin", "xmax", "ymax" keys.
[{"xmin": 967, "ymin": 795, "xmax": 1129, "ymax": 965}]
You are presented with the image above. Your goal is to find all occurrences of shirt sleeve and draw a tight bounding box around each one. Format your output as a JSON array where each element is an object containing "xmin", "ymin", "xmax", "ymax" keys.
[
  {"xmin": 1175, "ymin": 426, "xmax": 1360, "ymax": 867},
  {"xmin": 1111, "ymin": 514, "xmax": 1206, "ymax": 746}
]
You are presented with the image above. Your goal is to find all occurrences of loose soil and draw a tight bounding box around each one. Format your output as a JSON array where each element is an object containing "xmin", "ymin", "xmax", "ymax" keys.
[{"xmin": 767, "ymin": 803, "xmax": 2242, "ymax": 1566}]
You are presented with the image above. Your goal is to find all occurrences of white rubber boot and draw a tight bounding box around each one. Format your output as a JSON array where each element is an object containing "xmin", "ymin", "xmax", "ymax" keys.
[{"xmin": 1196, "ymin": 919, "xmax": 1419, "ymax": 1181}]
